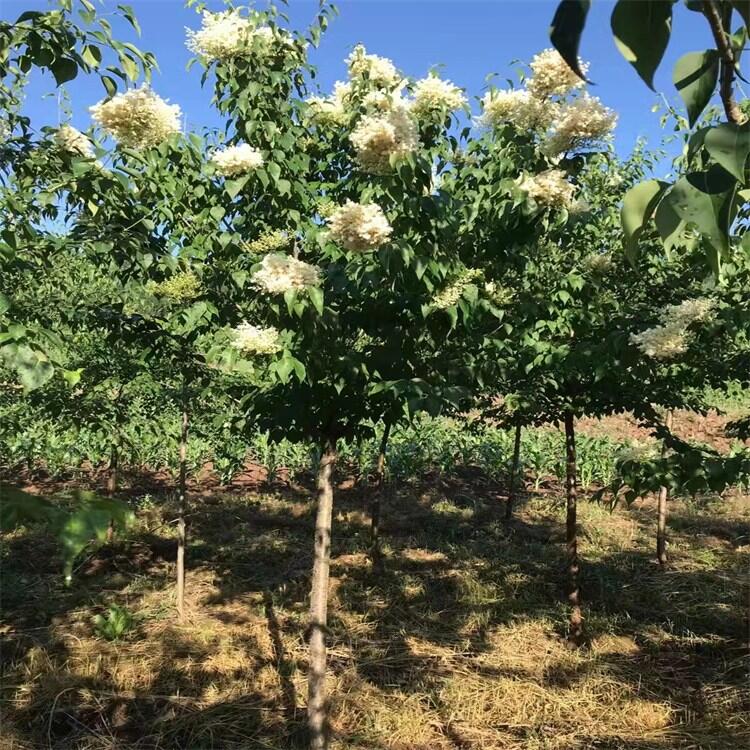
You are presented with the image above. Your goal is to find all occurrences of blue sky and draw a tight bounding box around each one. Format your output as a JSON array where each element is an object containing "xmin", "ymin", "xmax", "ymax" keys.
[{"xmin": 3, "ymin": 0, "xmax": 715, "ymax": 172}]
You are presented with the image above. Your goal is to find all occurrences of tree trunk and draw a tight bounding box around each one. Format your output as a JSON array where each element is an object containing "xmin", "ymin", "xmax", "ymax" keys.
[
  {"xmin": 176, "ymin": 384, "xmax": 189, "ymax": 622},
  {"xmin": 564, "ymin": 412, "xmax": 583, "ymax": 646},
  {"xmin": 106, "ymin": 441, "xmax": 118, "ymax": 542},
  {"xmin": 107, "ymin": 441, "xmax": 118, "ymax": 495},
  {"xmin": 308, "ymin": 441, "xmax": 337, "ymax": 750},
  {"xmin": 505, "ymin": 423, "xmax": 523, "ymax": 521},
  {"xmin": 657, "ymin": 410, "xmax": 673, "ymax": 567},
  {"xmin": 369, "ymin": 421, "xmax": 392, "ymax": 568}
]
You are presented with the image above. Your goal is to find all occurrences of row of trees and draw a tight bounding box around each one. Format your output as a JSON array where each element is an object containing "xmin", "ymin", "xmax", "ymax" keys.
[{"xmin": 2, "ymin": 2, "xmax": 750, "ymax": 747}]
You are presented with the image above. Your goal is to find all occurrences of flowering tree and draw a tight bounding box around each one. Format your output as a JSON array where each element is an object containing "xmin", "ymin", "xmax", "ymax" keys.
[
  {"xmin": 0, "ymin": 0, "xmax": 156, "ymax": 389},
  {"xmin": 549, "ymin": 0, "xmax": 750, "ymax": 274}
]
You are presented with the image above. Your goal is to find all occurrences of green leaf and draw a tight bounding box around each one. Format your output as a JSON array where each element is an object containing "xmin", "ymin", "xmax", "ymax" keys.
[
  {"xmin": 673, "ymin": 50, "xmax": 719, "ymax": 127},
  {"xmin": 621, "ymin": 179, "xmax": 670, "ymax": 260},
  {"xmin": 120, "ymin": 54, "xmax": 138, "ymax": 81},
  {"xmin": 275, "ymin": 355, "xmax": 294, "ymax": 383},
  {"xmin": 267, "ymin": 162, "xmax": 281, "ymax": 183},
  {"xmin": 0, "ymin": 486, "xmax": 60, "ymax": 532},
  {"xmin": 611, "ymin": 0, "xmax": 674, "ymax": 89},
  {"xmin": 3, "ymin": 345, "xmax": 55, "ymax": 392},
  {"xmin": 231, "ymin": 270, "xmax": 248, "ymax": 289},
  {"xmin": 549, "ymin": 0, "xmax": 591, "ymax": 80},
  {"xmin": 704, "ymin": 122, "xmax": 750, "ymax": 183},
  {"xmin": 210, "ymin": 205, "xmax": 225, "ymax": 222},
  {"xmin": 50, "ymin": 57, "xmax": 78, "ymax": 85},
  {"xmin": 308, "ymin": 286, "xmax": 324, "ymax": 315},
  {"xmin": 62, "ymin": 368, "xmax": 83, "ymax": 387},
  {"xmin": 225, "ymin": 175, "xmax": 249, "ymax": 199},
  {"xmin": 81, "ymin": 44, "xmax": 102, "ymax": 68},
  {"xmin": 101, "ymin": 75, "xmax": 118, "ymax": 97},
  {"xmin": 666, "ymin": 173, "xmax": 730, "ymax": 259},
  {"xmin": 59, "ymin": 492, "xmax": 134, "ymax": 582},
  {"xmin": 0, "ymin": 292, "xmax": 10, "ymax": 316}
]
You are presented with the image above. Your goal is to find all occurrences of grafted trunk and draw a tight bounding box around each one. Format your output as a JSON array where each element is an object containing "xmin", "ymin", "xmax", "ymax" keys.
[
  {"xmin": 308, "ymin": 441, "xmax": 337, "ymax": 750},
  {"xmin": 657, "ymin": 410, "xmax": 673, "ymax": 567},
  {"xmin": 176, "ymin": 387, "xmax": 188, "ymax": 622},
  {"xmin": 369, "ymin": 421, "xmax": 392, "ymax": 568},
  {"xmin": 564, "ymin": 412, "xmax": 583, "ymax": 646},
  {"xmin": 505, "ymin": 423, "xmax": 523, "ymax": 521}
]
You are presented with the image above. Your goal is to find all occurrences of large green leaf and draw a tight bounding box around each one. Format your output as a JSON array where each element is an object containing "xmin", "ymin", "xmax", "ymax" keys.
[
  {"xmin": 0, "ymin": 485, "xmax": 61, "ymax": 531},
  {"xmin": 549, "ymin": 0, "xmax": 591, "ymax": 80},
  {"xmin": 621, "ymin": 179, "xmax": 670, "ymax": 260},
  {"xmin": 673, "ymin": 50, "xmax": 719, "ymax": 127},
  {"xmin": 1, "ymin": 343, "xmax": 55, "ymax": 391},
  {"xmin": 665, "ymin": 173, "xmax": 731, "ymax": 260},
  {"xmin": 704, "ymin": 123, "xmax": 750, "ymax": 183},
  {"xmin": 59, "ymin": 491, "xmax": 135, "ymax": 582},
  {"xmin": 50, "ymin": 57, "xmax": 78, "ymax": 85},
  {"xmin": 611, "ymin": 0, "xmax": 675, "ymax": 89}
]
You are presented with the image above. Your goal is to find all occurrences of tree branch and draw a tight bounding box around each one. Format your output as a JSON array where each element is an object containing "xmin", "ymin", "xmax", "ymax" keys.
[{"xmin": 703, "ymin": 0, "xmax": 746, "ymax": 124}]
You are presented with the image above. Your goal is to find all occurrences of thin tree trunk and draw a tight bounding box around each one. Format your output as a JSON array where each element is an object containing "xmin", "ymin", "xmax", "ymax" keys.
[
  {"xmin": 564, "ymin": 412, "xmax": 583, "ymax": 646},
  {"xmin": 369, "ymin": 421, "xmax": 392, "ymax": 568},
  {"xmin": 308, "ymin": 441, "xmax": 336, "ymax": 750},
  {"xmin": 176, "ymin": 381, "xmax": 189, "ymax": 622},
  {"xmin": 106, "ymin": 440, "xmax": 118, "ymax": 542},
  {"xmin": 657, "ymin": 410, "xmax": 673, "ymax": 567},
  {"xmin": 107, "ymin": 441, "xmax": 118, "ymax": 495},
  {"xmin": 505, "ymin": 423, "xmax": 523, "ymax": 521}
]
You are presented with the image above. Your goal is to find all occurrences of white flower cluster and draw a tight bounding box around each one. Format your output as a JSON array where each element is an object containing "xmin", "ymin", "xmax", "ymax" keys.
[
  {"xmin": 663, "ymin": 297, "xmax": 716, "ymax": 327},
  {"xmin": 210, "ymin": 144, "xmax": 264, "ymax": 176},
  {"xmin": 527, "ymin": 48, "xmax": 587, "ymax": 99},
  {"xmin": 630, "ymin": 297, "xmax": 716, "ymax": 360},
  {"xmin": 346, "ymin": 44, "xmax": 400, "ymax": 88},
  {"xmin": 478, "ymin": 49, "xmax": 615, "ymax": 158},
  {"xmin": 350, "ymin": 104, "xmax": 420, "ymax": 174},
  {"xmin": 327, "ymin": 200, "xmax": 393, "ymax": 252},
  {"xmin": 185, "ymin": 10, "xmax": 280, "ymax": 60},
  {"xmin": 630, "ymin": 325, "xmax": 689, "ymax": 360},
  {"xmin": 584, "ymin": 253, "xmax": 614, "ymax": 274},
  {"xmin": 484, "ymin": 281, "xmax": 515, "ymax": 307},
  {"xmin": 307, "ymin": 81, "xmax": 351, "ymax": 126},
  {"xmin": 432, "ymin": 268, "xmax": 483, "ymax": 310},
  {"xmin": 543, "ymin": 93, "xmax": 618, "ymax": 156},
  {"xmin": 479, "ymin": 89, "xmax": 554, "ymax": 131},
  {"xmin": 0, "ymin": 120, "xmax": 10, "ymax": 142},
  {"xmin": 518, "ymin": 169, "xmax": 576, "ymax": 209},
  {"xmin": 55, "ymin": 125, "xmax": 94, "ymax": 157},
  {"xmin": 231, "ymin": 322, "xmax": 282, "ymax": 355},
  {"xmin": 252, "ymin": 253, "xmax": 321, "ymax": 294},
  {"xmin": 410, "ymin": 74, "xmax": 466, "ymax": 120},
  {"xmin": 90, "ymin": 85, "xmax": 181, "ymax": 149},
  {"xmin": 186, "ymin": 10, "xmax": 252, "ymax": 59}
]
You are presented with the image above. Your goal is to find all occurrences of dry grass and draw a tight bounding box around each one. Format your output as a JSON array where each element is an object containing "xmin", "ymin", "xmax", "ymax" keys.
[{"xmin": 1, "ymin": 480, "xmax": 749, "ymax": 749}]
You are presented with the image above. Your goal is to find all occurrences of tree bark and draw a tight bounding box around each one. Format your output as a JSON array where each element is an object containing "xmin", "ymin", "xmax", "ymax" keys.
[
  {"xmin": 657, "ymin": 410, "xmax": 673, "ymax": 567},
  {"xmin": 107, "ymin": 441, "xmax": 118, "ymax": 496},
  {"xmin": 703, "ymin": 0, "xmax": 746, "ymax": 124},
  {"xmin": 369, "ymin": 421, "xmax": 392, "ymax": 568},
  {"xmin": 176, "ymin": 382, "xmax": 189, "ymax": 622},
  {"xmin": 505, "ymin": 423, "xmax": 523, "ymax": 521},
  {"xmin": 308, "ymin": 441, "xmax": 337, "ymax": 750},
  {"xmin": 106, "ymin": 441, "xmax": 118, "ymax": 542},
  {"xmin": 564, "ymin": 412, "xmax": 583, "ymax": 646}
]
